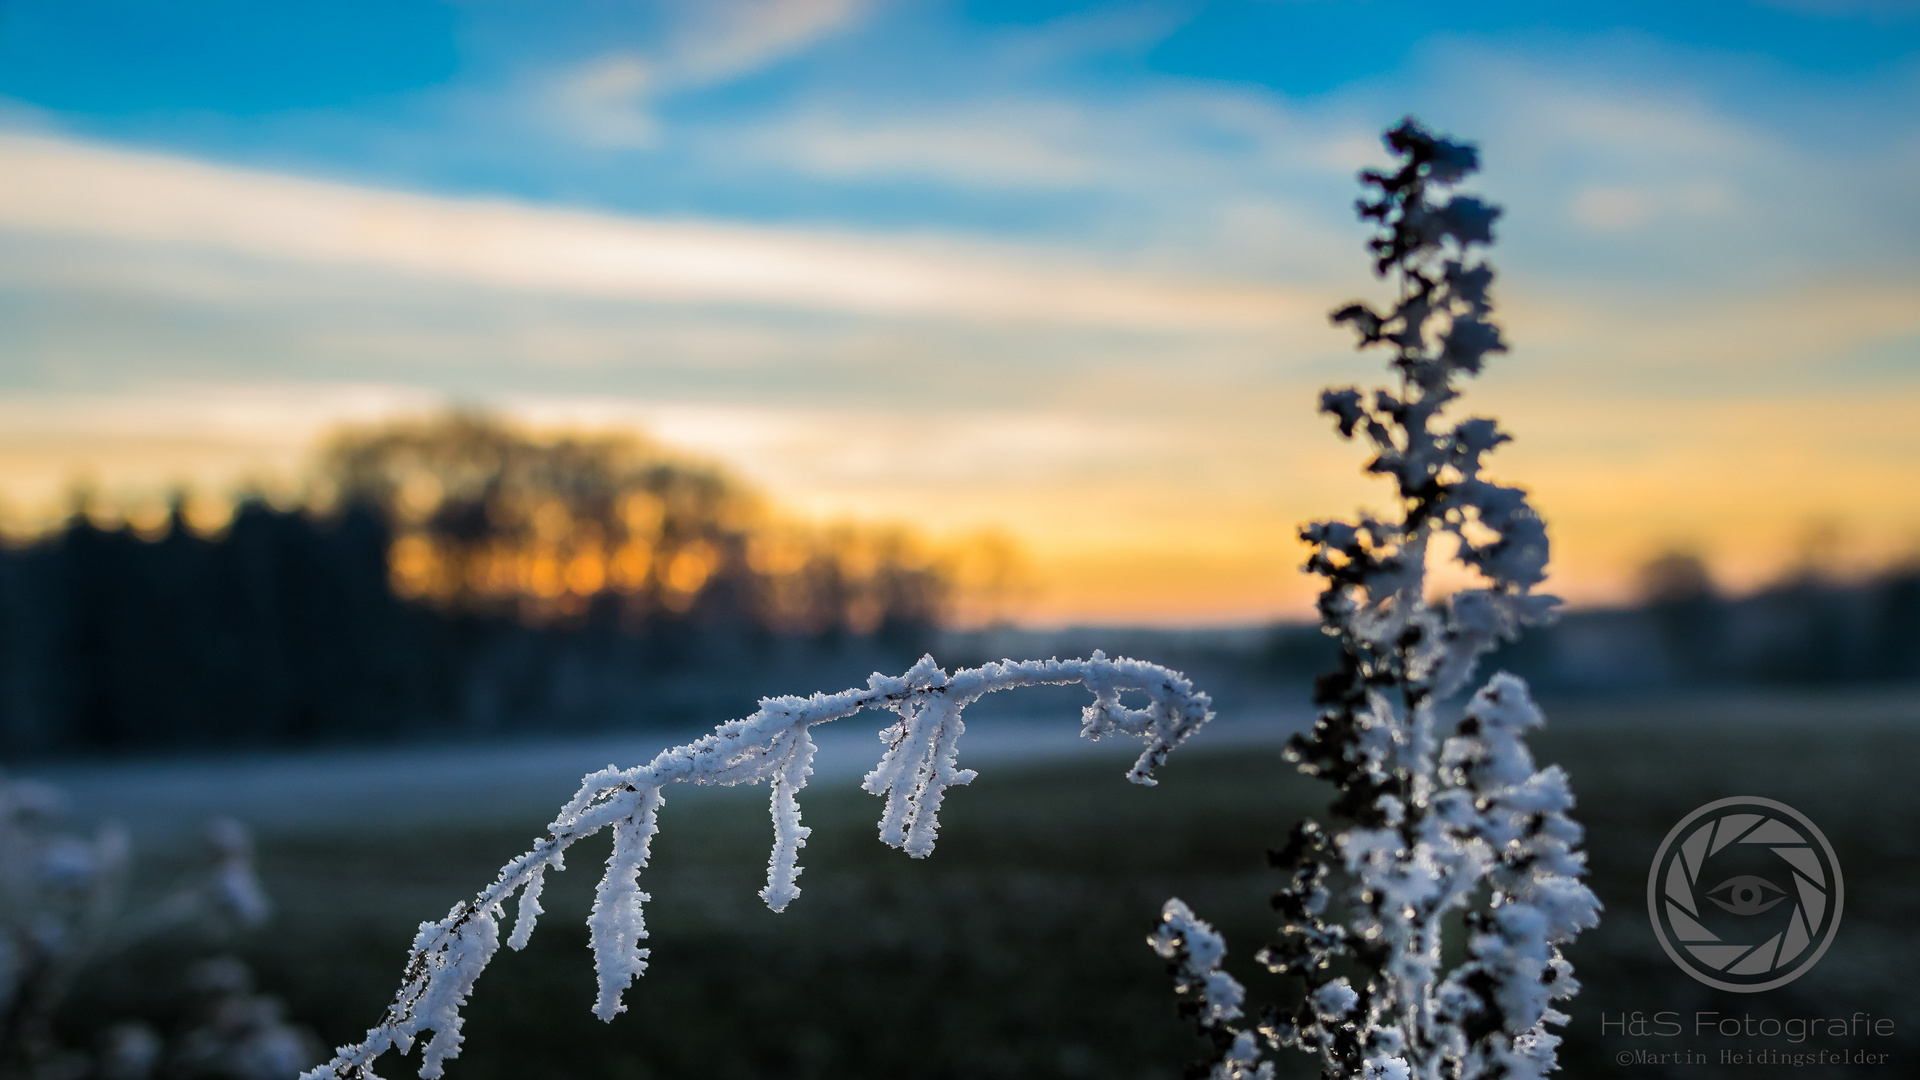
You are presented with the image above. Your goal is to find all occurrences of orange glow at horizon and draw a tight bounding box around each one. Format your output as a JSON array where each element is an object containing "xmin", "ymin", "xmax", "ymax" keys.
[{"xmin": 5, "ymin": 382, "xmax": 1915, "ymax": 629}]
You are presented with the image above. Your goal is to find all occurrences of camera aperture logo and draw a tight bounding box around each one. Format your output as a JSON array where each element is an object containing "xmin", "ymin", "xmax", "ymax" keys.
[{"xmin": 1648, "ymin": 796, "xmax": 1843, "ymax": 992}]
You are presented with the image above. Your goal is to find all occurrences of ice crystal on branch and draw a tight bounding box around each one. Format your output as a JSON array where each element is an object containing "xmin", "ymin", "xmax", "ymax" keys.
[
  {"xmin": 1152, "ymin": 118, "xmax": 1599, "ymax": 1080},
  {"xmin": 306, "ymin": 652, "xmax": 1213, "ymax": 1080}
]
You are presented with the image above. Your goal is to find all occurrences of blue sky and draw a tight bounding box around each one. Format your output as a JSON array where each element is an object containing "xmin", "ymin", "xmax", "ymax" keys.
[
  {"xmin": 1, "ymin": 1, "xmax": 1917, "ymax": 623},
  {"xmin": 9, "ymin": 1, "xmax": 1916, "ymax": 238}
]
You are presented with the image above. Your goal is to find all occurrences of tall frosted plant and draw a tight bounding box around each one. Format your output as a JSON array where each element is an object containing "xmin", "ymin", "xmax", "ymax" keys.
[{"xmin": 1149, "ymin": 120, "xmax": 1600, "ymax": 1080}]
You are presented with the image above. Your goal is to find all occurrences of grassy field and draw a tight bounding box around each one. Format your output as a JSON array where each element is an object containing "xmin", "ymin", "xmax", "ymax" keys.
[{"xmin": 71, "ymin": 688, "xmax": 1920, "ymax": 1080}]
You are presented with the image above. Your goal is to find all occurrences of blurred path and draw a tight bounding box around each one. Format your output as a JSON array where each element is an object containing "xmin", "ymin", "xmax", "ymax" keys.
[
  {"xmin": 32, "ymin": 686, "xmax": 1915, "ymax": 851},
  {"xmin": 19, "ymin": 705, "xmax": 1312, "ymax": 850}
]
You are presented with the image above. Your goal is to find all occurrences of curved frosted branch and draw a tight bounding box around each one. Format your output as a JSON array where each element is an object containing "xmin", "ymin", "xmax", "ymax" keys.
[{"xmin": 305, "ymin": 651, "xmax": 1213, "ymax": 1080}]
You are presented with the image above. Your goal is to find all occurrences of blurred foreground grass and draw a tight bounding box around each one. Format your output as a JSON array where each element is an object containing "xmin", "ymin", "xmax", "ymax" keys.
[{"xmin": 75, "ymin": 689, "xmax": 1920, "ymax": 1080}]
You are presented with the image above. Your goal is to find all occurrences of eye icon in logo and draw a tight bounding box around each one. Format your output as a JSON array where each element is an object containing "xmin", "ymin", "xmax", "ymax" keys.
[
  {"xmin": 1704, "ymin": 875, "xmax": 1788, "ymax": 916},
  {"xmin": 1648, "ymin": 796, "xmax": 1843, "ymax": 992}
]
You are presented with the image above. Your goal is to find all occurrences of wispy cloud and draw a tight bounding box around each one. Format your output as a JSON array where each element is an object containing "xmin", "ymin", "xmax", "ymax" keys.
[
  {"xmin": 539, "ymin": 0, "xmax": 873, "ymax": 149},
  {"xmin": 670, "ymin": 0, "xmax": 872, "ymax": 83},
  {"xmin": 743, "ymin": 102, "xmax": 1102, "ymax": 187},
  {"xmin": 0, "ymin": 131, "xmax": 1310, "ymax": 330},
  {"xmin": 548, "ymin": 53, "xmax": 659, "ymax": 148},
  {"xmin": 992, "ymin": 3, "xmax": 1195, "ymax": 67}
]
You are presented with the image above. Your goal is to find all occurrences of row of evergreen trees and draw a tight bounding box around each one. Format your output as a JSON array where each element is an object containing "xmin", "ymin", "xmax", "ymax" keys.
[{"xmin": 0, "ymin": 416, "xmax": 947, "ymax": 758}]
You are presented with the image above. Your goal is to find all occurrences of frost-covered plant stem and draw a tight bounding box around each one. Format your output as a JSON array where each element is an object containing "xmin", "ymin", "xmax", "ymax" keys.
[
  {"xmin": 1151, "ymin": 119, "xmax": 1600, "ymax": 1080},
  {"xmin": 307, "ymin": 652, "xmax": 1212, "ymax": 1080},
  {"xmin": 0, "ymin": 781, "xmax": 270, "ymax": 1080}
]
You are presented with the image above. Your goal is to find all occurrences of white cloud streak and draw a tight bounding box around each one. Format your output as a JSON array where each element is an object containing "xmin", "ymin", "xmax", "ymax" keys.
[
  {"xmin": 549, "ymin": 53, "xmax": 659, "ymax": 148},
  {"xmin": 752, "ymin": 104, "xmax": 1101, "ymax": 187},
  {"xmin": 539, "ymin": 0, "xmax": 874, "ymax": 149},
  {"xmin": 0, "ymin": 131, "xmax": 1308, "ymax": 331},
  {"xmin": 670, "ymin": 0, "xmax": 871, "ymax": 84}
]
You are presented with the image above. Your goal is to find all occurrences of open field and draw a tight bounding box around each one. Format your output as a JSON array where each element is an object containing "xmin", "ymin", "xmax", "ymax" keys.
[{"xmin": 58, "ymin": 687, "xmax": 1920, "ymax": 1079}]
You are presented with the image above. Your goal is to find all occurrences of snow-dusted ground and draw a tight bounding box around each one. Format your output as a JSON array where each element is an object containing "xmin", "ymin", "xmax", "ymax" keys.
[{"xmin": 19, "ymin": 704, "xmax": 1312, "ymax": 851}]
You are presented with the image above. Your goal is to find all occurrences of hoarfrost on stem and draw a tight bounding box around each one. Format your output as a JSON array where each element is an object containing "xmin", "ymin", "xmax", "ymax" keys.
[
  {"xmin": 0, "ymin": 775, "xmax": 282, "ymax": 1080},
  {"xmin": 306, "ymin": 651, "xmax": 1213, "ymax": 1080},
  {"xmin": 1152, "ymin": 118, "xmax": 1601, "ymax": 1080}
]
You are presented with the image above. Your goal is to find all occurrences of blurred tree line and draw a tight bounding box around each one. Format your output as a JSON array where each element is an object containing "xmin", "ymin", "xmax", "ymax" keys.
[
  {"xmin": 3, "ymin": 409, "xmax": 1910, "ymax": 759},
  {"xmin": 1248, "ymin": 547, "xmax": 1920, "ymax": 698},
  {"xmin": 0, "ymin": 415, "xmax": 951, "ymax": 758},
  {"xmin": 1414, "ymin": 549, "xmax": 1920, "ymax": 695}
]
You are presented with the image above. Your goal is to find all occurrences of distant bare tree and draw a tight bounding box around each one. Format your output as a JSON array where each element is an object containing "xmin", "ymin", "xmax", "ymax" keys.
[{"xmin": 324, "ymin": 412, "xmax": 946, "ymax": 637}]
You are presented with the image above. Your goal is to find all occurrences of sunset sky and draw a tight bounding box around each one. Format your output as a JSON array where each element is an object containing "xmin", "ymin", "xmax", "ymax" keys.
[{"xmin": 1, "ymin": 1, "xmax": 1917, "ymax": 625}]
